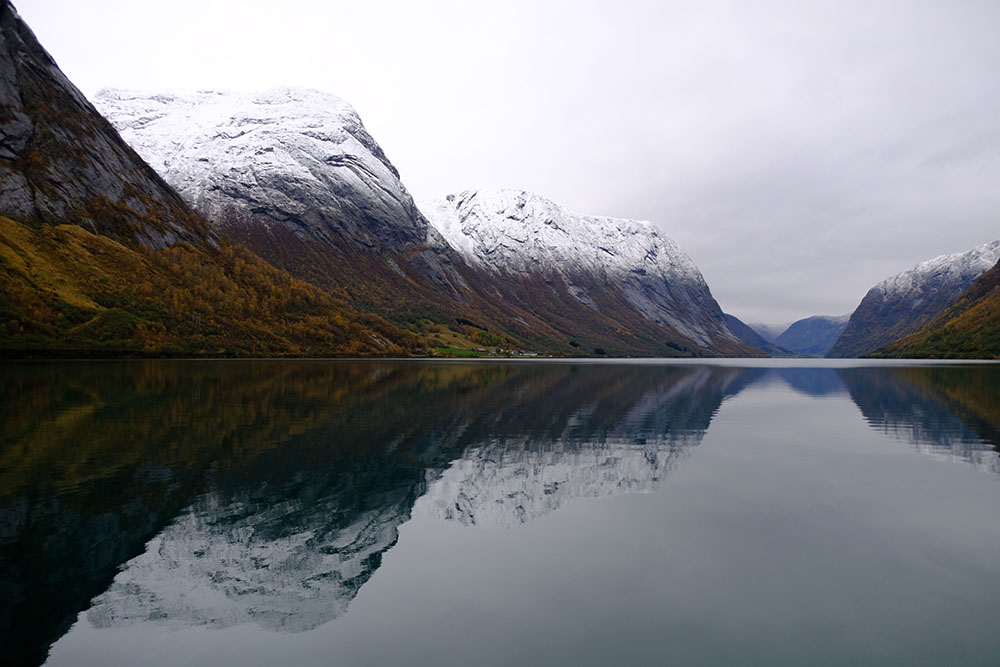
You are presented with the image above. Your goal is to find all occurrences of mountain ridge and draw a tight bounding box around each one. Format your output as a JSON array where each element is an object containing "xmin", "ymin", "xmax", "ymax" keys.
[
  {"xmin": 828, "ymin": 240, "xmax": 1000, "ymax": 358},
  {"xmin": 95, "ymin": 89, "xmax": 756, "ymax": 357},
  {"xmin": 874, "ymin": 259, "xmax": 1000, "ymax": 358},
  {"xmin": 421, "ymin": 188, "xmax": 751, "ymax": 356},
  {"xmin": 723, "ymin": 313, "xmax": 790, "ymax": 356},
  {"xmin": 0, "ymin": 2, "xmax": 210, "ymax": 248},
  {"xmin": 775, "ymin": 314, "xmax": 850, "ymax": 357}
]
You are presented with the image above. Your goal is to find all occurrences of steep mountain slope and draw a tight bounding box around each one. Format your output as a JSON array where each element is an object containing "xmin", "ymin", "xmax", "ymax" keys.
[
  {"xmin": 828, "ymin": 240, "xmax": 1000, "ymax": 358},
  {"xmin": 422, "ymin": 189, "xmax": 752, "ymax": 356},
  {"xmin": 0, "ymin": 0, "xmax": 429, "ymax": 357},
  {"xmin": 93, "ymin": 88, "xmax": 424, "ymax": 251},
  {"xmin": 774, "ymin": 314, "xmax": 850, "ymax": 357},
  {"xmin": 724, "ymin": 313, "xmax": 790, "ymax": 356},
  {"xmin": 93, "ymin": 88, "xmax": 468, "ymax": 298},
  {"xmin": 0, "ymin": 1, "xmax": 208, "ymax": 247},
  {"xmin": 874, "ymin": 259, "xmax": 1000, "ymax": 358}
]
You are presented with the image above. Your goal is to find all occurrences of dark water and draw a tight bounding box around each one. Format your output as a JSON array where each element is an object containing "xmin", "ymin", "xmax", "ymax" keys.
[{"xmin": 2, "ymin": 359, "xmax": 999, "ymax": 666}]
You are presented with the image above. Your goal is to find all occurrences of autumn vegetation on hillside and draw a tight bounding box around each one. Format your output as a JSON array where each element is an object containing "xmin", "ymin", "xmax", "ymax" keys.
[
  {"xmin": 0, "ymin": 217, "xmax": 436, "ymax": 357},
  {"xmin": 873, "ymin": 260, "xmax": 1000, "ymax": 359}
]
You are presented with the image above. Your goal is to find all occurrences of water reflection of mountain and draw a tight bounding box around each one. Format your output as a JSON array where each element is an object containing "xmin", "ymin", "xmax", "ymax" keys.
[
  {"xmin": 770, "ymin": 368, "xmax": 848, "ymax": 397},
  {"xmin": 422, "ymin": 367, "xmax": 749, "ymax": 528},
  {"xmin": 0, "ymin": 361, "xmax": 748, "ymax": 665},
  {"xmin": 4, "ymin": 362, "xmax": 998, "ymax": 665},
  {"xmin": 85, "ymin": 364, "xmax": 751, "ymax": 633},
  {"xmin": 839, "ymin": 366, "xmax": 1000, "ymax": 473}
]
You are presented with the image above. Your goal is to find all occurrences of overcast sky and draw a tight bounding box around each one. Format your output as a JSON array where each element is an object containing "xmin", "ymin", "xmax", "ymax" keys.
[{"xmin": 17, "ymin": 0, "xmax": 1000, "ymax": 325}]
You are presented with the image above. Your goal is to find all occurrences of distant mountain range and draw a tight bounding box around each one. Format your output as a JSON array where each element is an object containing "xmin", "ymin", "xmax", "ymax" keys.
[
  {"xmin": 774, "ymin": 315, "xmax": 850, "ymax": 357},
  {"xmin": 0, "ymin": 0, "xmax": 997, "ymax": 358},
  {"xmin": 734, "ymin": 242, "xmax": 1000, "ymax": 359},
  {"xmin": 724, "ymin": 314, "xmax": 791, "ymax": 356},
  {"xmin": 727, "ymin": 314, "xmax": 847, "ymax": 358}
]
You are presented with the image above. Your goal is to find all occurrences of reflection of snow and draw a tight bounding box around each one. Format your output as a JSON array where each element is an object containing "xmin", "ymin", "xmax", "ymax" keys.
[
  {"xmin": 421, "ymin": 371, "xmax": 716, "ymax": 528},
  {"xmin": 421, "ymin": 436, "xmax": 696, "ymax": 529},
  {"xmin": 88, "ymin": 489, "xmax": 411, "ymax": 633}
]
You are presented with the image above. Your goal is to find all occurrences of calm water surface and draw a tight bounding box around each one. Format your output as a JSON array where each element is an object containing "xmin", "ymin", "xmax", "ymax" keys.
[{"xmin": 2, "ymin": 359, "xmax": 999, "ymax": 666}]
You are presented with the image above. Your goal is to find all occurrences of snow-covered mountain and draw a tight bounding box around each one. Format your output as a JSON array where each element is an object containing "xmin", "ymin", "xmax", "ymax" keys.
[
  {"xmin": 93, "ymin": 87, "xmax": 466, "ymax": 295},
  {"xmin": 422, "ymin": 189, "xmax": 743, "ymax": 352},
  {"xmin": 93, "ymin": 89, "xmax": 753, "ymax": 356},
  {"xmin": 94, "ymin": 87, "xmax": 427, "ymax": 250},
  {"xmin": 828, "ymin": 240, "xmax": 1000, "ymax": 357}
]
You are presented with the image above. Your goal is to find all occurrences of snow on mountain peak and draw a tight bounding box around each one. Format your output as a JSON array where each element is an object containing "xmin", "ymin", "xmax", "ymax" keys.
[
  {"xmin": 93, "ymin": 87, "xmax": 425, "ymax": 249},
  {"xmin": 421, "ymin": 188, "xmax": 702, "ymax": 282},
  {"xmin": 420, "ymin": 188, "xmax": 737, "ymax": 348},
  {"xmin": 873, "ymin": 240, "xmax": 1000, "ymax": 301}
]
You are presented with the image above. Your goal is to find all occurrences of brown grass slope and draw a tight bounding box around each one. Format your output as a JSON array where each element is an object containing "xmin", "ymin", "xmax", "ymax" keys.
[{"xmin": 0, "ymin": 216, "xmax": 434, "ymax": 356}]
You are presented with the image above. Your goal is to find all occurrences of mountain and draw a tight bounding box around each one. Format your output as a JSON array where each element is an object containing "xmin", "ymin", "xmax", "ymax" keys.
[
  {"xmin": 773, "ymin": 314, "xmax": 850, "ymax": 357},
  {"xmin": 0, "ymin": 2, "xmax": 208, "ymax": 247},
  {"xmin": 93, "ymin": 89, "xmax": 570, "ymax": 355},
  {"xmin": 95, "ymin": 93, "xmax": 753, "ymax": 357},
  {"xmin": 827, "ymin": 240, "xmax": 1000, "ymax": 358},
  {"xmin": 747, "ymin": 322, "xmax": 787, "ymax": 343},
  {"xmin": 93, "ymin": 87, "xmax": 473, "ymax": 299},
  {"xmin": 0, "ymin": 0, "xmax": 431, "ymax": 357},
  {"xmin": 723, "ymin": 313, "xmax": 790, "ymax": 356},
  {"xmin": 874, "ymin": 259, "xmax": 1000, "ymax": 358},
  {"xmin": 1, "ymin": 0, "xmax": 746, "ymax": 359},
  {"xmin": 421, "ymin": 189, "xmax": 754, "ymax": 356}
]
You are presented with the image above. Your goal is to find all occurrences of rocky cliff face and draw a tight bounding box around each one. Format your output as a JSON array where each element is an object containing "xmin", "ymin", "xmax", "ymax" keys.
[
  {"xmin": 828, "ymin": 240, "xmax": 1000, "ymax": 357},
  {"xmin": 422, "ymin": 189, "xmax": 747, "ymax": 355},
  {"xmin": 0, "ymin": 1, "xmax": 208, "ymax": 247}
]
